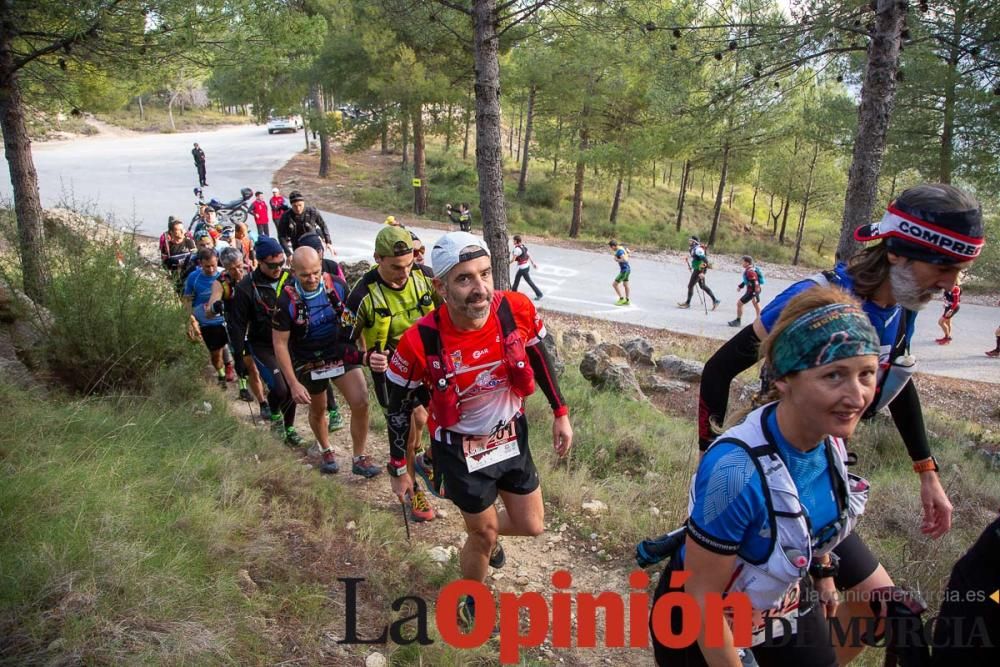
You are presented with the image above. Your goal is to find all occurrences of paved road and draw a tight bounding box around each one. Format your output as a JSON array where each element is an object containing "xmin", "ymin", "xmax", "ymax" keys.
[
  {"xmin": 0, "ymin": 124, "xmax": 304, "ymax": 234},
  {"xmin": 5, "ymin": 126, "xmax": 997, "ymax": 384}
]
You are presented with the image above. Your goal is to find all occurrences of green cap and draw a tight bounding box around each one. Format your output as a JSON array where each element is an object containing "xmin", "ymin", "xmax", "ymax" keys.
[{"xmin": 375, "ymin": 225, "xmax": 414, "ymax": 257}]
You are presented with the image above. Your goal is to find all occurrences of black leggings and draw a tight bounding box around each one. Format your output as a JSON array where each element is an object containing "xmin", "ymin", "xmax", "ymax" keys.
[
  {"xmin": 651, "ymin": 558, "xmax": 837, "ymax": 667},
  {"xmin": 512, "ymin": 268, "xmax": 542, "ymax": 298},
  {"xmin": 686, "ymin": 270, "xmax": 717, "ymax": 304},
  {"xmin": 248, "ymin": 343, "xmax": 296, "ymax": 428}
]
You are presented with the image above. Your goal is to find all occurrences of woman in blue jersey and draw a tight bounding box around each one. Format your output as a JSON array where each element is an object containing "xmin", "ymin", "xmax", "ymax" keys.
[
  {"xmin": 696, "ymin": 183, "xmax": 983, "ymax": 664},
  {"xmin": 652, "ymin": 287, "xmax": 879, "ymax": 666}
]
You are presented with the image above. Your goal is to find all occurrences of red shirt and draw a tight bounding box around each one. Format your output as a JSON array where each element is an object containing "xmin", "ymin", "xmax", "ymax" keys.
[
  {"xmin": 387, "ymin": 291, "xmax": 546, "ymax": 437},
  {"xmin": 251, "ymin": 199, "xmax": 269, "ymax": 225}
]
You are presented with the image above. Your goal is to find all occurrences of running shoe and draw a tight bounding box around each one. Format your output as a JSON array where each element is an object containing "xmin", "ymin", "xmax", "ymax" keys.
[
  {"xmin": 269, "ymin": 413, "xmax": 284, "ymax": 433},
  {"xmin": 225, "ymin": 363, "xmax": 237, "ymax": 382},
  {"xmin": 238, "ymin": 388, "xmax": 253, "ymax": 402},
  {"xmin": 489, "ymin": 541, "xmax": 506, "ymax": 569},
  {"xmin": 414, "ymin": 453, "xmax": 442, "ymax": 498},
  {"xmin": 284, "ymin": 427, "xmax": 304, "ymax": 448},
  {"xmin": 457, "ymin": 596, "xmax": 500, "ymax": 637},
  {"xmin": 615, "ymin": 297, "xmax": 628, "ymax": 305},
  {"xmin": 987, "ymin": 349, "xmax": 1000, "ymax": 358},
  {"xmin": 327, "ymin": 406, "xmax": 345, "ymax": 431},
  {"xmin": 351, "ymin": 455, "xmax": 382, "ymax": 478},
  {"xmin": 534, "ymin": 293, "xmax": 544, "ymax": 301},
  {"xmin": 935, "ymin": 337, "xmax": 952, "ymax": 345},
  {"xmin": 217, "ymin": 375, "xmax": 227, "ymax": 389},
  {"xmin": 260, "ymin": 404, "xmax": 273, "ymax": 420},
  {"xmin": 319, "ymin": 450, "xmax": 340, "ymax": 474},
  {"xmin": 677, "ymin": 302, "xmax": 690, "ymax": 309},
  {"xmin": 712, "ymin": 299, "xmax": 721, "ymax": 311},
  {"xmin": 728, "ymin": 318, "xmax": 741, "ymax": 327},
  {"xmin": 410, "ymin": 488, "xmax": 435, "ymax": 522}
]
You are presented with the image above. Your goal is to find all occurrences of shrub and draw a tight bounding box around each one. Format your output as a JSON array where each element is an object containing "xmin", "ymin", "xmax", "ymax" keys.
[
  {"xmin": 520, "ymin": 178, "xmax": 564, "ymax": 209},
  {"xmin": 41, "ymin": 240, "xmax": 199, "ymax": 394}
]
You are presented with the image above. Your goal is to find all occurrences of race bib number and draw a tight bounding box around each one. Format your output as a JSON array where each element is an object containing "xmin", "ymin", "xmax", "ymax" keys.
[
  {"xmin": 311, "ymin": 361, "xmax": 345, "ymax": 380},
  {"xmin": 463, "ymin": 419, "xmax": 519, "ymax": 473}
]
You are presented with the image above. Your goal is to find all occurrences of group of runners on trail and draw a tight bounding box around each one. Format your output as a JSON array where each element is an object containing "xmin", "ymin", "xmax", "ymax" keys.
[{"xmin": 161, "ymin": 181, "xmax": 996, "ymax": 663}]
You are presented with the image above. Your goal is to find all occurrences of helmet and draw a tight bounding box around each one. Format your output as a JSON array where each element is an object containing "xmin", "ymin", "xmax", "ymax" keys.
[{"xmin": 240, "ymin": 187, "xmax": 253, "ymax": 200}]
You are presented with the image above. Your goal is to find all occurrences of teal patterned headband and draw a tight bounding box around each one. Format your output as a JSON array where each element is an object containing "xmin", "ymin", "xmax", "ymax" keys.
[{"xmin": 771, "ymin": 303, "xmax": 880, "ymax": 377}]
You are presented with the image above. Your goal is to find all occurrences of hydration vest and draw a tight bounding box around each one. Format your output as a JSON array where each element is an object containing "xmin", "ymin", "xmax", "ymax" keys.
[
  {"xmin": 688, "ymin": 404, "xmax": 868, "ymax": 611},
  {"xmin": 416, "ymin": 293, "xmax": 535, "ymax": 430},
  {"xmin": 514, "ymin": 244, "xmax": 531, "ymax": 267},
  {"xmin": 809, "ymin": 270, "xmax": 915, "ymax": 415},
  {"xmin": 283, "ymin": 273, "xmax": 346, "ymax": 335}
]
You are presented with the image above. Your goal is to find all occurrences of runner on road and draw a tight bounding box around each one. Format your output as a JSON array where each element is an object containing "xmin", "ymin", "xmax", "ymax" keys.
[
  {"xmin": 272, "ymin": 247, "xmax": 381, "ymax": 478},
  {"xmin": 696, "ymin": 183, "xmax": 984, "ymax": 665},
  {"xmin": 678, "ymin": 236, "xmax": 719, "ymax": 310},
  {"xmin": 608, "ymin": 239, "xmax": 631, "ymax": 306},
  {"xmin": 729, "ymin": 255, "xmax": 762, "ymax": 327},
  {"xmin": 346, "ymin": 226, "xmax": 440, "ymax": 522},
  {"xmin": 510, "ymin": 235, "xmax": 543, "ymax": 301},
  {"xmin": 384, "ymin": 231, "xmax": 572, "ymax": 628},
  {"xmin": 935, "ymin": 283, "xmax": 962, "ymax": 345}
]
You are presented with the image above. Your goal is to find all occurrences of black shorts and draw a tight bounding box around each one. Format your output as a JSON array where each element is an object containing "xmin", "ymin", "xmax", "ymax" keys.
[
  {"xmin": 201, "ymin": 324, "xmax": 229, "ymax": 352},
  {"xmin": 832, "ymin": 531, "xmax": 881, "ymax": 590},
  {"xmin": 294, "ymin": 363, "xmax": 362, "ymax": 395},
  {"xmin": 651, "ymin": 555, "xmax": 837, "ymax": 667},
  {"xmin": 942, "ymin": 306, "xmax": 959, "ymax": 319},
  {"xmin": 740, "ymin": 291, "xmax": 760, "ymax": 305},
  {"xmin": 430, "ymin": 412, "xmax": 539, "ymax": 515}
]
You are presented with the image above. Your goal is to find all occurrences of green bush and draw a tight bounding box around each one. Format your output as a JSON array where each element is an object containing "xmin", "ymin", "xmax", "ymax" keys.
[
  {"xmin": 42, "ymin": 240, "xmax": 199, "ymax": 394},
  {"xmin": 520, "ymin": 178, "xmax": 564, "ymax": 209}
]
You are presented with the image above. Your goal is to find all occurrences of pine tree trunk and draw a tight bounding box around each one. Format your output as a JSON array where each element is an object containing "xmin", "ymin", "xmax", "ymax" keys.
[
  {"xmin": 728, "ymin": 182, "xmax": 734, "ymax": 208},
  {"xmin": 311, "ymin": 84, "xmax": 331, "ymax": 178},
  {"xmin": 401, "ymin": 114, "xmax": 409, "ymax": 170},
  {"xmin": 0, "ymin": 48, "xmax": 48, "ymax": 301},
  {"xmin": 471, "ymin": 0, "xmax": 510, "ymax": 287},
  {"xmin": 938, "ymin": 4, "xmax": 964, "ymax": 184},
  {"xmin": 700, "ymin": 171, "xmax": 706, "ymax": 199},
  {"xmin": 381, "ymin": 124, "xmax": 388, "ymax": 154},
  {"xmin": 779, "ymin": 137, "xmax": 800, "ymax": 243},
  {"xmin": 837, "ymin": 0, "xmax": 906, "ymax": 261},
  {"xmin": 609, "ymin": 172, "xmax": 623, "ymax": 225},
  {"xmin": 750, "ymin": 167, "xmax": 760, "ymax": 226},
  {"xmin": 666, "ymin": 161, "xmax": 673, "ymax": 186},
  {"xmin": 412, "ymin": 105, "xmax": 427, "ymax": 214},
  {"xmin": 515, "ymin": 102, "xmax": 523, "ymax": 162},
  {"xmin": 676, "ymin": 159, "xmax": 690, "ymax": 232},
  {"xmin": 445, "ymin": 103, "xmax": 453, "ymax": 152},
  {"xmin": 793, "ymin": 143, "xmax": 820, "ymax": 265},
  {"xmin": 137, "ymin": 95, "xmax": 144, "ymax": 121},
  {"xmin": 552, "ymin": 115, "xmax": 561, "ymax": 176},
  {"xmin": 462, "ymin": 94, "xmax": 471, "ymax": 161},
  {"xmin": 709, "ymin": 142, "xmax": 730, "ymax": 245},
  {"xmin": 769, "ymin": 191, "xmax": 782, "ymax": 236},
  {"xmin": 626, "ymin": 168, "xmax": 632, "ymax": 196},
  {"xmin": 517, "ymin": 84, "xmax": 535, "ymax": 196},
  {"xmin": 568, "ymin": 125, "xmax": 589, "ymax": 238},
  {"xmin": 651, "ymin": 160, "xmax": 656, "ymax": 187}
]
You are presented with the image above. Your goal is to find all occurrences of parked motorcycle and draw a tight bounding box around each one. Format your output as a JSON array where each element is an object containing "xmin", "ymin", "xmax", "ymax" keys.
[{"xmin": 189, "ymin": 187, "xmax": 252, "ymax": 229}]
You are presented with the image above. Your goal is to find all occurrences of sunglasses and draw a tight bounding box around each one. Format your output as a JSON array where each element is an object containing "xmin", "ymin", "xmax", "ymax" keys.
[{"xmin": 262, "ymin": 260, "xmax": 284, "ymax": 270}]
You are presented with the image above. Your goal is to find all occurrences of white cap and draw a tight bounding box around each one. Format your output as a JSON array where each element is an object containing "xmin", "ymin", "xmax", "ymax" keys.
[
  {"xmin": 431, "ymin": 231, "xmax": 491, "ymax": 277},
  {"xmin": 272, "ymin": 187, "xmax": 279, "ymax": 193}
]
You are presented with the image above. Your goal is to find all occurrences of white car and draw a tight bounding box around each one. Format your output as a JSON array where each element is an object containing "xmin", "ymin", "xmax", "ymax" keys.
[{"xmin": 266, "ymin": 115, "xmax": 302, "ymax": 134}]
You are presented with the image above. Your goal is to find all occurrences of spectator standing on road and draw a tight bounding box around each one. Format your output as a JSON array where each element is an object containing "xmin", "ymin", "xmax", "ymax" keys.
[
  {"xmin": 446, "ymin": 202, "xmax": 472, "ymax": 232},
  {"xmin": 510, "ymin": 235, "xmax": 543, "ymax": 300},
  {"xmin": 935, "ymin": 283, "xmax": 962, "ymax": 345},
  {"xmin": 277, "ymin": 191, "xmax": 332, "ymax": 256},
  {"xmin": 251, "ymin": 191, "xmax": 270, "ymax": 238},
  {"xmin": 192, "ymin": 142, "xmax": 207, "ymax": 187},
  {"xmin": 269, "ymin": 188, "xmax": 289, "ymax": 226},
  {"xmin": 730, "ymin": 255, "xmax": 762, "ymax": 327}
]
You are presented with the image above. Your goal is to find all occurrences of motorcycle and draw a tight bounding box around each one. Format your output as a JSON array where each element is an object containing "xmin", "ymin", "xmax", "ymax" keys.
[{"xmin": 189, "ymin": 186, "xmax": 252, "ymax": 230}]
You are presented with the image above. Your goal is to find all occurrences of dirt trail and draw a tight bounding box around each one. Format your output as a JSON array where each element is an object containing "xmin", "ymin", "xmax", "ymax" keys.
[{"xmin": 227, "ymin": 384, "xmax": 656, "ymax": 666}]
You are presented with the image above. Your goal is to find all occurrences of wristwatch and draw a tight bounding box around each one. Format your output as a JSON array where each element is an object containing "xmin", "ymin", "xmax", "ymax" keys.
[
  {"xmin": 809, "ymin": 552, "xmax": 840, "ymax": 579},
  {"xmin": 386, "ymin": 457, "xmax": 407, "ymax": 477},
  {"xmin": 912, "ymin": 456, "xmax": 939, "ymax": 474}
]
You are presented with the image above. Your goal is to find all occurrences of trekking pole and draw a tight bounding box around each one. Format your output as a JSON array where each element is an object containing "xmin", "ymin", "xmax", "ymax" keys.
[
  {"xmin": 244, "ymin": 393, "xmax": 258, "ymax": 427},
  {"xmin": 697, "ymin": 279, "xmax": 708, "ymax": 315},
  {"xmin": 399, "ymin": 494, "xmax": 411, "ymax": 541}
]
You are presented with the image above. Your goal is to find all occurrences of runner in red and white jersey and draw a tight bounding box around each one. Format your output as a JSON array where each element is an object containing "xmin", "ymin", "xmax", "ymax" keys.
[{"xmin": 384, "ymin": 231, "xmax": 571, "ymax": 629}]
